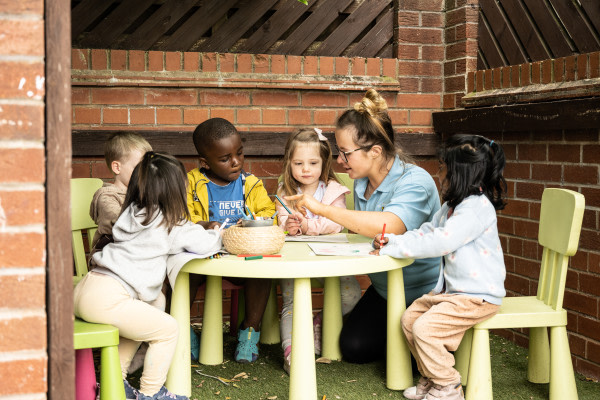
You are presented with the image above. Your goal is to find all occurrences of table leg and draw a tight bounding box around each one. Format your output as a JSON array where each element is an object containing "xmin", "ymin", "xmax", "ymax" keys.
[
  {"xmin": 322, "ymin": 276, "xmax": 342, "ymax": 361},
  {"xmin": 386, "ymin": 268, "xmax": 413, "ymax": 390},
  {"xmin": 166, "ymin": 271, "xmax": 191, "ymax": 396},
  {"xmin": 199, "ymin": 275, "xmax": 223, "ymax": 365},
  {"xmin": 290, "ymin": 277, "xmax": 317, "ymax": 400}
]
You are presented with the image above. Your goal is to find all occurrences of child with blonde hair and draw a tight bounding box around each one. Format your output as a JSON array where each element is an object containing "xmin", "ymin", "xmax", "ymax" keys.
[
  {"xmin": 373, "ymin": 135, "xmax": 508, "ymax": 400},
  {"xmin": 276, "ymin": 128, "xmax": 361, "ymax": 373},
  {"xmin": 74, "ymin": 152, "xmax": 222, "ymax": 400},
  {"xmin": 89, "ymin": 131, "xmax": 152, "ymax": 254}
]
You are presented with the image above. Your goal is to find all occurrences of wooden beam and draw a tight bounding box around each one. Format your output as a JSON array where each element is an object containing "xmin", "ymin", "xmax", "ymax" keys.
[
  {"xmin": 433, "ymin": 97, "xmax": 600, "ymax": 133},
  {"xmin": 72, "ymin": 130, "xmax": 440, "ymax": 157},
  {"xmin": 47, "ymin": 0, "xmax": 74, "ymax": 399}
]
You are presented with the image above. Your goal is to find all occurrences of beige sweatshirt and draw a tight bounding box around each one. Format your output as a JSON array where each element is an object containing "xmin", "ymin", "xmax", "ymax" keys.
[{"xmin": 89, "ymin": 182, "xmax": 126, "ymax": 252}]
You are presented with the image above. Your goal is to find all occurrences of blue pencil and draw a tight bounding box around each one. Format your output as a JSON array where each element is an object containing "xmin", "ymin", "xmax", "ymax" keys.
[
  {"xmin": 245, "ymin": 205, "xmax": 256, "ymax": 220},
  {"xmin": 274, "ymin": 194, "xmax": 293, "ymax": 215}
]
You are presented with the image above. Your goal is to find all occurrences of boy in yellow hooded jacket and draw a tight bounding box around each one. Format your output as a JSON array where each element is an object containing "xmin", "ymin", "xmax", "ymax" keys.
[{"xmin": 186, "ymin": 118, "xmax": 275, "ymax": 364}]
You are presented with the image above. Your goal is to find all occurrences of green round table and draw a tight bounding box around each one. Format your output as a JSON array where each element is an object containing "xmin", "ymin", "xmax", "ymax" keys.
[{"xmin": 166, "ymin": 234, "xmax": 414, "ymax": 399}]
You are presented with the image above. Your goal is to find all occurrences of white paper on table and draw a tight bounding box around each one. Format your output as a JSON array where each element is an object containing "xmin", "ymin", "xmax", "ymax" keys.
[
  {"xmin": 285, "ymin": 234, "xmax": 349, "ymax": 243},
  {"xmin": 307, "ymin": 242, "xmax": 374, "ymax": 256}
]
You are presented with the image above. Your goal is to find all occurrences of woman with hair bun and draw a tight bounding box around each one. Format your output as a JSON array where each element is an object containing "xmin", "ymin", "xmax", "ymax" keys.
[{"xmin": 286, "ymin": 89, "xmax": 441, "ymax": 363}]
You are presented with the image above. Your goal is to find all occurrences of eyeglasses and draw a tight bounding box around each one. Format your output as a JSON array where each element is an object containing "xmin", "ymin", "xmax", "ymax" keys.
[{"xmin": 335, "ymin": 144, "xmax": 371, "ymax": 163}]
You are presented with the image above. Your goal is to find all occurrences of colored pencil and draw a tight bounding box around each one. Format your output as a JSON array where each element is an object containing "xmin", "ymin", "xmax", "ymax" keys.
[
  {"xmin": 381, "ymin": 223, "xmax": 386, "ymax": 247},
  {"xmin": 244, "ymin": 255, "xmax": 263, "ymax": 260},
  {"xmin": 218, "ymin": 218, "xmax": 230, "ymax": 232},
  {"xmin": 237, "ymin": 254, "xmax": 282, "ymax": 258},
  {"xmin": 245, "ymin": 205, "xmax": 256, "ymax": 220},
  {"xmin": 274, "ymin": 194, "xmax": 293, "ymax": 214}
]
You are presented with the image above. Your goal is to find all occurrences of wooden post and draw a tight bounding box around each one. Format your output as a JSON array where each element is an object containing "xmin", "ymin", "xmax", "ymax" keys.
[{"xmin": 46, "ymin": 0, "xmax": 74, "ymax": 398}]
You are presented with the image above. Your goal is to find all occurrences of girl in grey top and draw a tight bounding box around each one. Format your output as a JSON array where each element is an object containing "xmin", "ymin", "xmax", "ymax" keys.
[{"xmin": 75, "ymin": 152, "xmax": 221, "ymax": 400}]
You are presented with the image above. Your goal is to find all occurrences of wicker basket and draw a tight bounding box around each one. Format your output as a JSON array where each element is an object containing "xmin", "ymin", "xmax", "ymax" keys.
[{"xmin": 222, "ymin": 225, "xmax": 285, "ymax": 255}]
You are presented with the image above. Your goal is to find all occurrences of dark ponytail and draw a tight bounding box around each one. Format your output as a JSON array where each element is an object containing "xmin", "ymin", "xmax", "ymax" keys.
[
  {"xmin": 122, "ymin": 151, "xmax": 190, "ymax": 232},
  {"xmin": 441, "ymin": 135, "xmax": 507, "ymax": 210}
]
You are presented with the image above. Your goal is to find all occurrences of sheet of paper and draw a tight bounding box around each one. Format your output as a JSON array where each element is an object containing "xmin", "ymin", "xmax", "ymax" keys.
[
  {"xmin": 307, "ymin": 242, "xmax": 374, "ymax": 256},
  {"xmin": 285, "ymin": 234, "xmax": 349, "ymax": 243}
]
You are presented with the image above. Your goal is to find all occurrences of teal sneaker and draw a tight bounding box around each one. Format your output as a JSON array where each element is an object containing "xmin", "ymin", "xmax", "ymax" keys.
[
  {"xmin": 234, "ymin": 327, "xmax": 260, "ymax": 363},
  {"xmin": 190, "ymin": 326, "xmax": 199, "ymax": 361}
]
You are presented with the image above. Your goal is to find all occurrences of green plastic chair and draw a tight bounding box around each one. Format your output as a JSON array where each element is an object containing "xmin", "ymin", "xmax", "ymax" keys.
[
  {"xmin": 71, "ymin": 178, "xmax": 126, "ymax": 400},
  {"xmin": 454, "ymin": 188, "xmax": 584, "ymax": 400},
  {"xmin": 335, "ymin": 172, "xmax": 354, "ymax": 212}
]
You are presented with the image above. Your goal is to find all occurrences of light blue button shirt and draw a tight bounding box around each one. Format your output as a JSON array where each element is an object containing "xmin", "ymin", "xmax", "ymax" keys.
[{"xmin": 354, "ymin": 156, "xmax": 441, "ymax": 304}]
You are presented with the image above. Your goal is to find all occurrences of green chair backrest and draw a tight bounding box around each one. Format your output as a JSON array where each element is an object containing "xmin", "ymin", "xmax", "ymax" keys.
[
  {"xmin": 536, "ymin": 188, "xmax": 585, "ymax": 310},
  {"xmin": 335, "ymin": 172, "xmax": 354, "ymax": 211},
  {"xmin": 71, "ymin": 178, "xmax": 104, "ymax": 285}
]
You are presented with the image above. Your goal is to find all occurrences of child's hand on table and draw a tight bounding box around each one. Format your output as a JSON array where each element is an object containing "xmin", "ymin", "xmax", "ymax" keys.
[
  {"xmin": 372, "ymin": 233, "xmax": 389, "ymax": 249},
  {"xmin": 285, "ymin": 213, "xmax": 302, "ymax": 235},
  {"xmin": 198, "ymin": 220, "xmax": 221, "ymax": 230}
]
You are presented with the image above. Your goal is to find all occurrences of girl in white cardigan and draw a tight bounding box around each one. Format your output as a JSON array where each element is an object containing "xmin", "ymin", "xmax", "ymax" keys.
[
  {"xmin": 276, "ymin": 128, "xmax": 361, "ymax": 373},
  {"xmin": 373, "ymin": 135, "xmax": 508, "ymax": 400},
  {"xmin": 74, "ymin": 152, "xmax": 222, "ymax": 400}
]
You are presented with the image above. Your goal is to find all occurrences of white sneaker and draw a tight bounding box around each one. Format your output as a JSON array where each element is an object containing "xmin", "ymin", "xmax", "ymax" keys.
[
  {"xmin": 425, "ymin": 382, "xmax": 464, "ymax": 400},
  {"xmin": 403, "ymin": 377, "xmax": 432, "ymax": 400}
]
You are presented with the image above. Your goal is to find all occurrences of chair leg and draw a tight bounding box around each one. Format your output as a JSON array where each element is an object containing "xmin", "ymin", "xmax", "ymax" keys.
[
  {"xmin": 454, "ymin": 328, "xmax": 473, "ymax": 387},
  {"xmin": 99, "ymin": 345, "xmax": 126, "ymax": 400},
  {"xmin": 465, "ymin": 328, "xmax": 493, "ymax": 400},
  {"xmin": 76, "ymin": 348, "xmax": 97, "ymax": 400},
  {"xmin": 549, "ymin": 326, "xmax": 578, "ymax": 400},
  {"xmin": 229, "ymin": 289, "xmax": 239, "ymax": 337},
  {"xmin": 527, "ymin": 327, "xmax": 550, "ymax": 383},
  {"xmin": 260, "ymin": 282, "xmax": 281, "ymax": 344}
]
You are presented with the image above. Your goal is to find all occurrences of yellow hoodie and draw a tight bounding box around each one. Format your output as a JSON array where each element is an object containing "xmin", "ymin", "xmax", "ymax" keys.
[{"xmin": 186, "ymin": 168, "xmax": 276, "ymax": 224}]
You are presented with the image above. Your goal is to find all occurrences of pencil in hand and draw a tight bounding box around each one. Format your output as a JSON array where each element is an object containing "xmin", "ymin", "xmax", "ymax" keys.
[
  {"xmin": 380, "ymin": 223, "xmax": 387, "ymax": 247},
  {"xmin": 274, "ymin": 194, "xmax": 293, "ymax": 215}
]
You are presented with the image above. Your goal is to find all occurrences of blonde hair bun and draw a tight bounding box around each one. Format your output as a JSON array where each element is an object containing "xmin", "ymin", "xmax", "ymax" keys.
[{"xmin": 354, "ymin": 88, "xmax": 388, "ymax": 117}]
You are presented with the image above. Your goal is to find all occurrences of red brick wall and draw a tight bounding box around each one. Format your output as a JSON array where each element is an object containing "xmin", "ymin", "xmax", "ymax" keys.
[
  {"xmin": 0, "ymin": 0, "xmax": 48, "ymax": 397},
  {"xmin": 443, "ymin": 0, "xmax": 479, "ymax": 109},
  {"xmin": 70, "ymin": 45, "xmax": 444, "ymax": 319},
  {"xmin": 468, "ymin": 52, "xmax": 600, "ymax": 93}
]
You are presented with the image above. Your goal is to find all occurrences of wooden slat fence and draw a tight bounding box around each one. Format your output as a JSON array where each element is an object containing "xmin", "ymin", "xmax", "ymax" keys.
[
  {"xmin": 478, "ymin": 0, "xmax": 600, "ymax": 69},
  {"xmin": 71, "ymin": 0, "xmax": 394, "ymax": 58}
]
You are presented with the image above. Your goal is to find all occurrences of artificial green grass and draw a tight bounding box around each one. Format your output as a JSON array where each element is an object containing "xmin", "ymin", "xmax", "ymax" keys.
[
  {"xmin": 126, "ymin": 329, "xmax": 600, "ymax": 399},
  {"xmin": 183, "ymin": 331, "xmax": 600, "ymax": 400}
]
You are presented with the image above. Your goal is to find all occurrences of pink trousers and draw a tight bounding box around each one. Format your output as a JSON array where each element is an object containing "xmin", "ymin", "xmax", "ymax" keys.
[{"xmin": 401, "ymin": 293, "xmax": 499, "ymax": 386}]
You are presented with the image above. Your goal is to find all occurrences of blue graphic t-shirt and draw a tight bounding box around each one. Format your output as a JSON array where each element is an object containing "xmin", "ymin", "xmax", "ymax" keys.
[{"xmin": 206, "ymin": 175, "xmax": 245, "ymax": 225}]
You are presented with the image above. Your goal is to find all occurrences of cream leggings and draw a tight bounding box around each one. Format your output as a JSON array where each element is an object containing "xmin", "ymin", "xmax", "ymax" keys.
[
  {"xmin": 401, "ymin": 293, "xmax": 499, "ymax": 386},
  {"xmin": 74, "ymin": 272, "xmax": 178, "ymax": 396}
]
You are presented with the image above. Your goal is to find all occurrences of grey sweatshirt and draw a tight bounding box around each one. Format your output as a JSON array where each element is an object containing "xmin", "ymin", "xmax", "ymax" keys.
[{"xmin": 92, "ymin": 203, "xmax": 222, "ymax": 302}]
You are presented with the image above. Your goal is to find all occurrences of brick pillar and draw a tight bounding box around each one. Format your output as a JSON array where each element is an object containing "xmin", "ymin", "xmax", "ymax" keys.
[
  {"xmin": 394, "ymin": 0, "xmax": 445, "ymax": 131},
  {"xmin": 0, "ymin": 0, "xmax": 48, "ymax": 398},
  {"xmin": 443, "ymin": 0, "xmax": 479, "ymax": 108}
]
